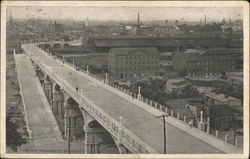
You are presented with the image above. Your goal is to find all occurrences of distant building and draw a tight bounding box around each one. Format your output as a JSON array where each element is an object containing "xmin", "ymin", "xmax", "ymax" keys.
[
  {"xmin": 152, "ymin": 25, "xmax": 179, "ymax": 36},
  {"xmin": 108, "ymin": 47, "xmax": 160, "ymax": 81},
  {"xmin": 203, "ymin": 92, "xmax": 242, "ymax": 107},
  {"xmin": 172, "ymin": 49, "xmax": 240, "ymax": 77},
  {"xmin": 165, "ymin": 97, "xmax": 241, "ymax": 131},
  {"xmin": 48, "ymin": 21, "xmax": 64, "ymax": 34},
  {"xmin": 88, "ymin": 35, "xmax": 241, "ymax": 52},
  {"xmin": 209, "ymin": 104, "xmax": 241, "ymax": 131},
  {"xmin": 166, "ymin": 98, "xmax": 209, "ymax": 127},
  {"xmin": 221, "ymin": 18, "xmax": 243, "ymax": 32},
  {"xmin": 217, "ymin": 71, "xmax": 243, "ymax": 87}
]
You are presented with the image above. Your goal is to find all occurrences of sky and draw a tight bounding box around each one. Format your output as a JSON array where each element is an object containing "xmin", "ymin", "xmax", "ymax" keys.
[{"xmin": 7, "ymin": 6, "xmax": 243, "ymax": 22}]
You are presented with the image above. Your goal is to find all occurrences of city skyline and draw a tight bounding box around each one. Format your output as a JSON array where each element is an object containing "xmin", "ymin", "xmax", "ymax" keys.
[{"xmin": 7, "ymin": 6, "xmax": 243, "ymax": 23}]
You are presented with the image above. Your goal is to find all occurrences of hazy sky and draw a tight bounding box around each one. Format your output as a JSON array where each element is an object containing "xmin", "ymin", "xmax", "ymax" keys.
[{"xmin": 7, "ymin": 6, "xmax": 243, "ymax": 22}]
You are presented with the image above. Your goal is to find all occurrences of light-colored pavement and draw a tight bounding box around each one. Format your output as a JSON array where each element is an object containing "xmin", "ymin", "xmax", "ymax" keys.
[
  {"xmin": 22, "ymin": 44, "xmax": 240, "ymax": 154},
  {"xmin": 14, "ymin": 54, "xmax": 85, "ymax": 153}
]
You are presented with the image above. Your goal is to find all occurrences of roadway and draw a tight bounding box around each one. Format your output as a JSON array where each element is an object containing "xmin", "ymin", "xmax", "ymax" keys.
[
  {"xmin": 15, "ymin": 54, "xmax": 86, "ymax": 153},
  {"xmin": 22, "ymin": 44, "xmax": 224, "ymax": 154}
]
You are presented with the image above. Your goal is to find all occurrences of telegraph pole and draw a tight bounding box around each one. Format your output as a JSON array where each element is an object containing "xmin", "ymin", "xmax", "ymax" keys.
[
  {"xmin": 68, "ymin": 117, "xmax": 71, "ymax": 154},
  {"xmin": 157, "ymin": 114, "xmax": 169, "ymax": 154},
  {"xmin": 92, "ymin": 131, "xmax": 96, "ymax": 153}
]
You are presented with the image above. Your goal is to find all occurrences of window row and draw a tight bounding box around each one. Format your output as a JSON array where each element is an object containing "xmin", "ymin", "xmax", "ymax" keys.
[{"xmin": 113, "ymin": 66, "xmax": 159, "ymax": 71}]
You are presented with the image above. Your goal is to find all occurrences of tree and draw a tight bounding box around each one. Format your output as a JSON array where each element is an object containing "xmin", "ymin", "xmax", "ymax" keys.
[
  {"xmin": 6, "ymin": 117, "xmax": 26, "ymax": 151},
  {"xmin": 178, "ymin": 84, "xmax": 200, "ymax": 98}
]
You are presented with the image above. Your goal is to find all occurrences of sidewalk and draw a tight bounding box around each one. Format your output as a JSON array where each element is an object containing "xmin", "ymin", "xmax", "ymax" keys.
[{"xmin": 14, "ymin": 54, "xmax": 68, "ymax": 153}]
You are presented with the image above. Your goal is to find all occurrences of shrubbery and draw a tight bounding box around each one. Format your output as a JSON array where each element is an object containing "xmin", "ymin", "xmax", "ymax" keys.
[{"xmin": 6, "ymin": 116, "xmax": 26, "ymax": 152}]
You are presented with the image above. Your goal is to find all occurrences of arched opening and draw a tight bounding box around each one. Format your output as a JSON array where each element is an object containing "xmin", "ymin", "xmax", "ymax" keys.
[
  {"xmin": 53, "ymin": 83, "xmax": 61, "ymax": 91},
  {"xmin": 38, "ymin": 44, "xmax": 43, "ymax": 48},
  {"xmin": 84, "ymin": 118, "xmax": 119, "ymax": 154},
  {"xmin": 45, "ymin": 75, "xmax": 51, "ymax": 82},
  {"xmin": 63, "ymin": 43, "xmax": 70, "ymax": 48},
  {"xmin": 88, "ymin": 120, "xmax": 102, "ymax": 128},
  {"xmin": 44, "ymin": 44, "xmax": 51, "ymax": 50},
  {"xmin": 65, "ymin": 97, "xmax": 85, "ymax": 140},
  {"xmin": 53, "ymin": 43, "xmax": 62, "ymax": 48},
  {"xmin": 36, "ymin": 70, "xmax": 45, "ymax": 84}
]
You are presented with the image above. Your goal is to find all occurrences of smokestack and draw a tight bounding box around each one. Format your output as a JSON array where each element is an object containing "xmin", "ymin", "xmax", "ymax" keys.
[
  {"xmin": 137, "ymin": 12, "xmax": 140, "ymax": 24},
  {"xmin": 85, "ymin": 18, "xmax": 89, "ymax": 27},
  {"xmin": 204, "ymin": 15, "xmax": 206, "ymax": 25}
]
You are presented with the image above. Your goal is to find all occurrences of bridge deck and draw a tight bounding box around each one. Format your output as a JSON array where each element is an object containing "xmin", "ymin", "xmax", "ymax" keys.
[
  {"xmin": 14, "ymin": 54, "xmax": 85, "ymax": 153},
  {"xmin": 23, "ymin": 44, "xmax": 226, "ymax": 154}
]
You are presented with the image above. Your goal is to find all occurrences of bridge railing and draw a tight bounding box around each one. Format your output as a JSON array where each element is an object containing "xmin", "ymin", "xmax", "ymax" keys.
[
  {"xmin": 33, "ymin": 45, "xmax": 243, "ymax": 150},
  {"xmin": 29, "ymin": 55, "xmax": 158, "ymax": 154},
  {"xmin": 169, "ymin": 107, "xmax": 244, "ymax": 150}
]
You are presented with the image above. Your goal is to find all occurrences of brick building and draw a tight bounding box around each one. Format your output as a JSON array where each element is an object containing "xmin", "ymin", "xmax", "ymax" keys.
[
  {"xmin": 173, "ymin": 49, "xmax": 239, "ymax": 77},
  {"xmin": 108, "ymin": 47, "xmax": 160, "ymax": 81}
]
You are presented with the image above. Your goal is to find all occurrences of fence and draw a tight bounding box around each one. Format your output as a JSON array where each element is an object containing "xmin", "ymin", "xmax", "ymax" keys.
[{"xmin": 28, "ymin": 43, "xmax": 243, "ymax": 150}]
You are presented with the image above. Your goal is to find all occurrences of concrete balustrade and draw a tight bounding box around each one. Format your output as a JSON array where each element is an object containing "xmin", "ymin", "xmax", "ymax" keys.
[
  {"xmin": 165, "ymin": 107, "xmax": 168, "ymax": 113},
  {"xmin": 225, "ymin": 134, "xmax": 228, "ymax": 142},
  {"xmin": 215, "ymin": 130, "xmax": 219, "ymax": 138},
  {"xmin": 183, "ymin": 116, "xmax": 187, "ymax": 122},
  {"xmin": 159, "ymin": 105, "xmax": 163, "ymax": 111},
  {"xmin": 207, "ymin": 126, "xmax": 210, "ymax": 134},
  {"xmin": 235, "ymin": 138, "xmax": 238, "ymax": 147},
  {"xmin": 171, "ymin": 109, "xmax": 174, "ymax": 116}
]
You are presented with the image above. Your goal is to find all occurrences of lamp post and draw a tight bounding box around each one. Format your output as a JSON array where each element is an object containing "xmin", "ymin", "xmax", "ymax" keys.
[
  {"xmin": 137, "ymin": 86, "xmax": 141, "ymax": 100},
  {"xmin": 200, "ymin": 110, "xmax": 203, "ymax": 123},
  {"xmin": 105, "ymin": 73, "xmax": 108, "ymax": 83}
]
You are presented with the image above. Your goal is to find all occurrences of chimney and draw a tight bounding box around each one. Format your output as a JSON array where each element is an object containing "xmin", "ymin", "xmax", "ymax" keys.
[{"xmin": 204, "ymin": 15, "xmax": 206, "ymax": 25}]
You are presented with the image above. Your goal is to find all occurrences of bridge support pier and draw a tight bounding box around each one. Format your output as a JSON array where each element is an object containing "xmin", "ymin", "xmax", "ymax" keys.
[
  {"xmin": 37, "ymin": 71, "xmax": 44, "ymax": 83},
  {"xmin": 44, "ymin": 77, "xmax": 53, "ymax": 104},
  {"xmin": 84, "ymin": 127, "xmax": 107, "ymax": 154},
  {"xmin": 81, "ymin": 109, "xmax": 117, "ymax": 154},
  {"xmin": 52, "ymin": 89, "xmax": 64, "ymax": 118},
  {"xmin": 64, "ymin": 103, "xmax": 80, "ymax": 140}
]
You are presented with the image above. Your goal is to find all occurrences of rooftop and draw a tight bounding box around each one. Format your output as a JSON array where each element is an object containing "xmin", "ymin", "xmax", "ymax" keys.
[
  {"xmin": 166, "ymin": 98, "xmax": 204, "ymax": 110},
  {"xmin": 204, "ymin": 92, "xmax": 241, "ymax": 103},
  {"xmin": 184, "ymin": 49, "xmax": 206, "ymax": 55},
  {"xmin": 226, "ymin": 71, "xmax": 243, "ymax": 82},
  {"xmin": 89, "ymin": 35, "xmax": 228, "ymax": 40},
  {"xmin": 183, "ymin": 48, "xmax": 242, "ymax": 57},
  {"xmin": 109, "ymin": 47, "xmax": 158, "ymax": 55}
]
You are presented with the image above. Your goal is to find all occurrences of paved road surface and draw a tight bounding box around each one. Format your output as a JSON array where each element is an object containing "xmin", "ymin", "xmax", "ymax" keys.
[
  {"xmin": 22, "ymin": 44, "xmax": 226, "ymax": 154},
  {"xmin": 15, "ymin": 54, "xmax": 86, "ymax": 153}
]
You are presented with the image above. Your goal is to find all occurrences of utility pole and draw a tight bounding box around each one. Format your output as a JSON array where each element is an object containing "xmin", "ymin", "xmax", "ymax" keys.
[
  {"xmin": 92, "ymin": 131, "xmax": 95, "ymax": 153},
  {"xmin": 68, "ymin": 117, "xmax": 71, "ymax": 154},
  {"xmin": 157, "ymin": 114, "xmax": 169, "ymax": 154}
]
